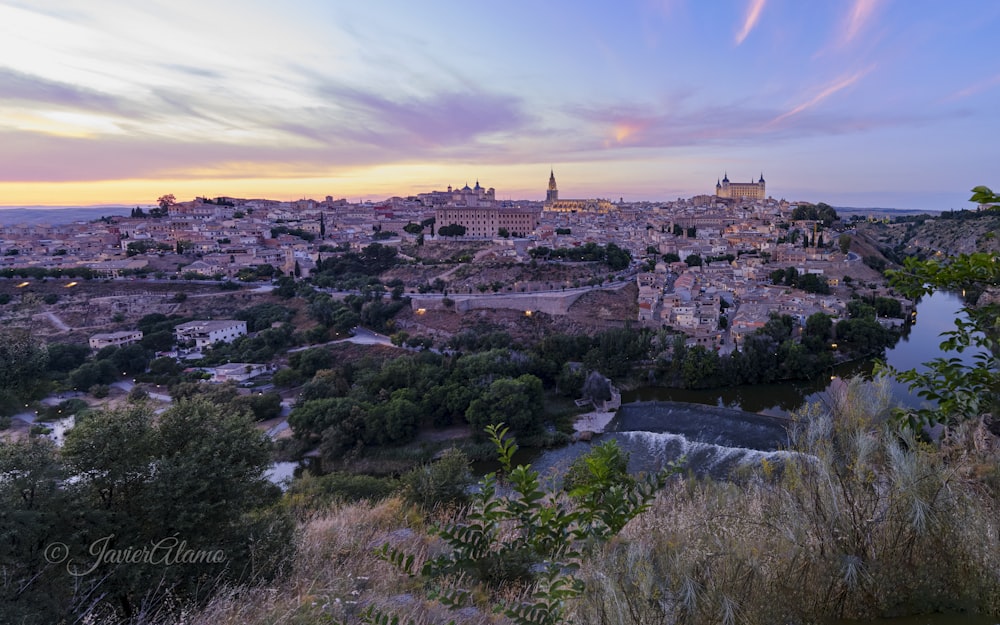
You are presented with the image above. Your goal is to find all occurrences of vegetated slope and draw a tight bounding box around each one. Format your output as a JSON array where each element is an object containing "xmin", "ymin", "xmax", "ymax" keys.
[
  {"xmin": 860, "ymin": 211, "xmax": 1000, "ymax": 260},
  {"xmin": 903, "ymin": 213, "xmax": 1000, "ymax": 256}
]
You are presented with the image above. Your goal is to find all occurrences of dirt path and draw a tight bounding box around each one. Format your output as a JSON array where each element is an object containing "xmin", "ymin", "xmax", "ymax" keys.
[{"xmin": 35, "ymin": 311, "xmax": 71, "ymax": 332}]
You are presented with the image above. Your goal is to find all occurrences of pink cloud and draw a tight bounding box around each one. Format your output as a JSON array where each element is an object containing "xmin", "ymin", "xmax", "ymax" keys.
[
  {"xmin": 770, "ymin": 68, "xmax": 873, "ymax": 125},
  {"xmin": 842, "ymin": 0, "xmax": 881, "ymax": 46},
  {"xmin": 946, "ymin": 73, "xmax": 1000, "ymax": 101},
  {"xmin": 735, "ymin": 0, "xmax": 767, "ymax": 46}
]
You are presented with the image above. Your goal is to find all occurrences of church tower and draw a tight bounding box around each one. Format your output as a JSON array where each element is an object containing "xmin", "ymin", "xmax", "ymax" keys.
[{"xmin": 546, "ymin": 169, "xmax": 559, "ymax": 203}]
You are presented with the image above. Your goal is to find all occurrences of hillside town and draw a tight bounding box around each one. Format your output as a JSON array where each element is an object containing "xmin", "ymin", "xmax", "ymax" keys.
[{"xmin": 1, "ymin": 173, "xmax": 900, "ymax": 366}]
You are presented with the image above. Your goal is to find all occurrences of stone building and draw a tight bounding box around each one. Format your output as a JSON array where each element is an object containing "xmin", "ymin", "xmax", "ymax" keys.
[{"xmin": 716, "ymin": 173, "xmax": 766, "ymax": 200}]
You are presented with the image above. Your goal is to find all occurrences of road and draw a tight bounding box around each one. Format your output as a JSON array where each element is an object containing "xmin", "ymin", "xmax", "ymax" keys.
[
  {"xmin": 287, "ymin": 326, "xmax": 395, "ymax": 352},
  {"xmin": 111, "ymin": 380, "xmax": 172, "ymax": 402},
  {"xmin": 37, "ymin": 311, "xmax": 71, "ymax": 331}
]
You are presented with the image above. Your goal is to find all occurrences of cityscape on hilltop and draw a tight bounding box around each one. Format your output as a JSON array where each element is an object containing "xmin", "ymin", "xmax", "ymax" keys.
[{"xmin": 2, "ymin": 168, "xmax": 906, "ymax": 361}]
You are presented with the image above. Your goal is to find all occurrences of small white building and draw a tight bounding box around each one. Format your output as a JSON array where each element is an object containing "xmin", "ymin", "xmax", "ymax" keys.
[
  {"xmin": 174, "ymin": 320, "xmax": 247, "ymax": 350},
  {"xmin": 89, "ymin": 330, "xmax": 144, "ymax": 350},
  {"xmin": 211, "ymin": 362, "xmax": 269, "ymax": 383}
]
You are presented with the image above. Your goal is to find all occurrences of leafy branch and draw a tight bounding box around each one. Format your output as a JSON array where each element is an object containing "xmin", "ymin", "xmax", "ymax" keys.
[{"xmin": 354, "ymin": 424, "xmax": 679, "ymax": 625}]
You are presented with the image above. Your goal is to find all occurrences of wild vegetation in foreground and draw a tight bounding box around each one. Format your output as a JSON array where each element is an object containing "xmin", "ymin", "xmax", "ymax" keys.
[{"xmin": 113, "ymin": 377, "xmax": 1000, "ymax": 625}]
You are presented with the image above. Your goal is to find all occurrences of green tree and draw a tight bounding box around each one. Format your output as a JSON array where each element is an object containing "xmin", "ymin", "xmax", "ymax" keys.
[
  {"xmin": 401, "ymin": 447, "xmax": 473, "ymax": 509},
  {"xmin": 466, "ymin": 374, "xmax": 544, "ymax": 435},
  {"xmin": 0, "ymin": 329, "xmax": 49, "ymax": 413},
  {"xmin": 2, "ymin": 400, "xmax": 291, "ymax": 623},
  {"xmin": 45, "ymin": 342, "xmax": 90, "ymax": 373},
  {"xmin": 839, "ymin": 233, "xmax": 852, "ymax": 254},
  {"xmin": 438, "ymin": 223, "xmax": 467, "ymax": 237}
]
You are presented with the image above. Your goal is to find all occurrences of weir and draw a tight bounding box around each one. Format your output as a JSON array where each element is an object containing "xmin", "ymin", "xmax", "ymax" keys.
[
  {"xmin": 607, "ymin": 401, "xmax": 792, "ymax": 478},
  {"xmin": 531, "ymin": 401, "xmax": 795, "ymax": 481}
]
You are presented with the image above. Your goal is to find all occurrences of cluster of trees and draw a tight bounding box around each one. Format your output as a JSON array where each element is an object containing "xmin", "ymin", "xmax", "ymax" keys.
[
  {"xmin": 285, "ymin": 326, "xmax": 658, "ymax": 462},
  {"xmin": 234, "ymin": 263, "xmax": 279, "ymax": 282},
  {"xmin": 307, "ymin": 286, "xmax": 406, "ymax": 335},
  {"xmin": 401, "ymin": 218, "xmax": 436, "ymax": 235},
  {"xmin": 0, "ymin": 400, "xmax": 292, "ymax": 623},
  {"xmin": 125, "ymin": 240, "xmax": 173, "ymax": 257},
  {"xmin": 437, "ymin": 223, "xmax": 467, "ymax": 237},
  {"xmin": 654, "ymin": 309, "xmax": 897, "ymax": 389},
  {"xmin": 286, "ymin": 348, "xmax": 550, "ymax": 461},
  {"xmin": 309, "ymin": 242, "xmax": 400, "ymax": 290},
  {"xmin": 269, "ymin": 225, "xmax": 316, "ymax": 241},
  {"xmin": 791, "ymin": 202, "xmax": 839, "ymax": 226},
  {"xmin": 529, "ymin": 242, "xmax": 632, "ymax": 270},
  {"xmin": 236, "ymin": 303, "xmax": 295, "ymax": 332},
  {"xmin": 0, "ymin": 266, "xmax": 99, "ymax": 280},
  {"xmin": 769, "ymin": 266, "xmax": 831, "ymax": 294},
  {"xmin": 0, "ymin": 330, "xmax": 50, "ymax": 414}
]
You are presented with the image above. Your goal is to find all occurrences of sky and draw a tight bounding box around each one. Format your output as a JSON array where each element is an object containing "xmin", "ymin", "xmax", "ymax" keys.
[{"xmin": 0, "ymin": 1, "xmax": 998, "ymax": 211}]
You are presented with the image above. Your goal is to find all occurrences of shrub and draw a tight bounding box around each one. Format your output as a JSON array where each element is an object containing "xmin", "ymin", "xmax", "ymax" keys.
[
  {"xmin": 400, "ymin": 447, "xmax": 473, "ymax": 509},
  {"xmin": 374, "ymin": 424, "xmax": 676, "ymax": 625},
  {"xmin": 284, "ymin": 471, "xmax": 398, "ymax": 513}
]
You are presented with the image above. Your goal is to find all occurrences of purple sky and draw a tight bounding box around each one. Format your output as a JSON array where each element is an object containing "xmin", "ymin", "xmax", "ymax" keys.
[{"xmin": 1, "ymin": 0, "xmax": 998, "ymax": 209}]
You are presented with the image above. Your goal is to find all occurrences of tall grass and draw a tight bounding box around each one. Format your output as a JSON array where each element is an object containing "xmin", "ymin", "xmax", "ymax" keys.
[{"xmin": 571, "ymin": 377, "xmax": 1000, "ymax": 623}]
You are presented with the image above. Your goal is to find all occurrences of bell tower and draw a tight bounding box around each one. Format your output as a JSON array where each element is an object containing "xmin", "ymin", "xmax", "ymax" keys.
[{"xmin": 546, "ymin": 169, "xmax": 559, "ymax": 203}]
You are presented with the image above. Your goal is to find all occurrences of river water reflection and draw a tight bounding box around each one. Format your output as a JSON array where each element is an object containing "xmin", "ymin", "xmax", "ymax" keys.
[{"xmin": 623, "ymin": 290, "xmax": 971, "ymax": 415}]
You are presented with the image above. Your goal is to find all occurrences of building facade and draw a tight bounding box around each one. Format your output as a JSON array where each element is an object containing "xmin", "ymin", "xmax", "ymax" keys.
[
  {"xmin": 418, "ymin": 181, "xmax": 496, "ymax": 208},
  {"xmin": 434, "ymin": 206, "xmax": 541, "ymax": 238},
  {"xmin": 89, "ymin": 330, "xmax": 143, "ymax": 350},
  {"xmin": 716, "ymin": 173, "xmax": 766, "ymax": 200},
  {"xmin": 174, "ymin": 320, "xmax": 248, "ymax": 349}
]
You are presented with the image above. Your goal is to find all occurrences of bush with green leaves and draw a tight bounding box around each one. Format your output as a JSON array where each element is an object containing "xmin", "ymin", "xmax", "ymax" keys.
[
  {"xmin": 400, "ymin": 447, "xmax": 473, "ymax": 509},
  {"xmin": 283, "ymin": 471, "xmax": 399, "ymax": 513},
  {"xmin": 360, "ymin": 424, "xmax": 677, "ymax": 625},
  {"xmin": 883, "ymin": 250, "xmax": 999, "ymax": 428},
  {"xmin": 0, "ymin": 400, "xmax": 293, "ymax": 624}
]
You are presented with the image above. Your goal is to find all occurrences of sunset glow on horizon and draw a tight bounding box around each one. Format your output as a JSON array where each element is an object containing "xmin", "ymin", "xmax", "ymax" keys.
[{"xmin": 1, "ymin": 1, "xmax": 998, "ymax": 210}]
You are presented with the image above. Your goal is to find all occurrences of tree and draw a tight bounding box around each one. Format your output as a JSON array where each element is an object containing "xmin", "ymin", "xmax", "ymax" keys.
[
  {"xmin": 684, "ymin": 253, "xmax": 702, "ymax": 267},
  {"xmin": 839, "ymin": 233, "xmax": 852, "ymax": 254},
  {"xmin": 401, "ymin": 447, "xmax": 473, "ymax": 509},
  {"xmin": 2, "ymin": 401, "xmax": 291, "ymax": 622},
  {"xmin": 438, "ymin": 223, "xmax": 467, "ymax": 237},
  {"xmin": 466, "ymin": 375, "xmax": 545, "ymax": 435},
  {"xmin": 0, "ymin": 330, "xmax": 49, "ymax": 413},
  {"xmin": 157, "ymin": 193, "xmax": 176, "ymax": 210}
]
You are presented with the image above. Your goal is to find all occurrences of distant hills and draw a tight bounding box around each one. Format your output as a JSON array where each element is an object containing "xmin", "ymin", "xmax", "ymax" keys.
[
  {"xmin": 0, "ymin": 203, "xmax": 943, "ymax": 227},
  {"xmin": 834, "ymin": 206, "xmax": 941, "ymax": 218},
  {"xmin": 0, "ymin": 206, "xmax": 137, "ymax": 225}
]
